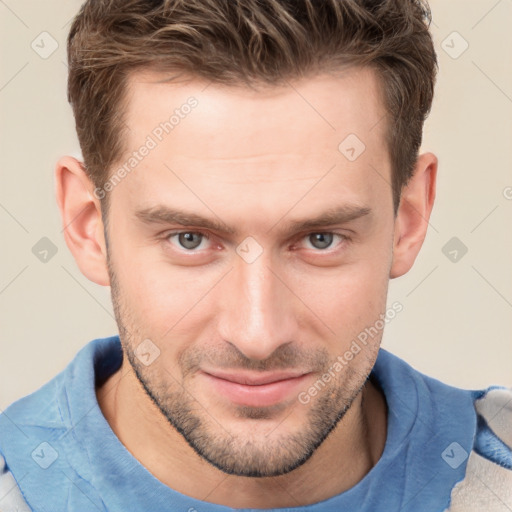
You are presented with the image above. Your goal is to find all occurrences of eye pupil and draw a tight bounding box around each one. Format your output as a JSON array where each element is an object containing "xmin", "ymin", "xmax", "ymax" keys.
[
  {"xmin": 309, "ymin": 233, "xmax": 333, "ymax": 249},
  {"xmin": 178, "ymin": 232, "xmax": 202, "ymax": 249}
]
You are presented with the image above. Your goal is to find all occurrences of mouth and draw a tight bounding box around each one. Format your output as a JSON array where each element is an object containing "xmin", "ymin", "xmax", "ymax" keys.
[{"xmin": 199, "ymin": 369, "xmax": 313, "ymax": 408}]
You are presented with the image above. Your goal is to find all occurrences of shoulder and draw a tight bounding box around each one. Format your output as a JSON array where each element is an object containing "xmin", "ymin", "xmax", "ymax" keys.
[
  {"xmin": 0, "ymin": 453, "xmax": 32, "ymax": 511},
  {"xmin": 445, "ymin": 386, "xmax": 512, "ymax": 511},
  {"xmin": 374, "ymin": 351, "xmax": 511, "ymax": 510},
  {"xmin": 0, "ymin": 336, "xmax": 121, "ymax": 512}
]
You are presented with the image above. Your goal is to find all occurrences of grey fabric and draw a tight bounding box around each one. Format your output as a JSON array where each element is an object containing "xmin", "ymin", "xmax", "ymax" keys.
[{"xmin": 0, "ymin": 454, "xmax": 32, "ymax": 512}]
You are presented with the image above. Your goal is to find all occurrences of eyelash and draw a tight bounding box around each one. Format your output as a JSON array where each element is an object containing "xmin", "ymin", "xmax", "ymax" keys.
[{"xmin": 161, "ymin": 230, "xmax": 350, "ymax": 253}]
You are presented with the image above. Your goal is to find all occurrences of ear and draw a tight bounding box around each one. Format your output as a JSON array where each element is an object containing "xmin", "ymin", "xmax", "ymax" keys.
[
  {"xmin": 390, "ymin": 152, "xmax": 437, "ymax": 279},
  {"xmin": 55, "ymin": 156, "xmax": 110, "ymax": 286}
]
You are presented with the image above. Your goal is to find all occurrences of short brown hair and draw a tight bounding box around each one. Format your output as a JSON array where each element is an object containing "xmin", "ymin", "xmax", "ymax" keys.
[{"xmin": 67, "ymin": 0, "xmax": 437, "ymax": 214}]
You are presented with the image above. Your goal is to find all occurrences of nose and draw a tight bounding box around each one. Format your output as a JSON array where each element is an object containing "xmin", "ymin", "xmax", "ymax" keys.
[{"xmin": 217, "ymin": 248, "xmax": 298, "ymax": 361}]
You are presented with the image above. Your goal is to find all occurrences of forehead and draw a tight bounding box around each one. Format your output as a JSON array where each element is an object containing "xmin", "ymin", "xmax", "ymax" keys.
[
  {"xmin": 113, "ymin": 67, "xmax": 391, "ymax": 216},
  {"xmin": 122, "ymin": 67, "xmax": 387, "ymax": 156}
]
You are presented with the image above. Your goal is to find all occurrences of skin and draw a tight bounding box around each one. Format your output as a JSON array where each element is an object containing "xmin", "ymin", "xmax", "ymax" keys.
[{"xmin": 55, "ymin": 66, "xmax": 436, "ymax": 508}]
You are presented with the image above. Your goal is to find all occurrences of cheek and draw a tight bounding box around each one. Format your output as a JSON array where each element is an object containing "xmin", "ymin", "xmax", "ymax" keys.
[
  {"xmin": 284, "ymin": 244, "xmax": 391, "ymax": 348},
  {"xmin": 113, "ymin": 243, "xmax": 225, "ymax": 336}
]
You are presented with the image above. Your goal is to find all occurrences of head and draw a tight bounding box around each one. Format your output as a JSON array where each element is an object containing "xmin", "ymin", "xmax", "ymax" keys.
[{"xmin": 57, "ymin": 0, "xmax": 437, "ymax": 477}]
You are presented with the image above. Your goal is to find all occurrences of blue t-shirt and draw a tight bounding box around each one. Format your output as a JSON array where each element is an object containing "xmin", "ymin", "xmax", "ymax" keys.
[{"xmin": 0, "ymin": 335, "xmax": 511, "ymax": 511}]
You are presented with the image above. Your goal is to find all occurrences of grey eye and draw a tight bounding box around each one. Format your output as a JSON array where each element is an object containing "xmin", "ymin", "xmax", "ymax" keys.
[
  {"xmin": 178, "ymin": 232, "xmax": 203, "ymax": 250},
  {"xmin": 308, "ymin": 233, "xmax": 334, "ymax": 249}
]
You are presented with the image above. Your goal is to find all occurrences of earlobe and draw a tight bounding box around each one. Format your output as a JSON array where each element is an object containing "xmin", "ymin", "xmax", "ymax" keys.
[
  {"xmin": 55, "ymin": 156, "xmax": 110, "ymax": 286},
  {"xmin": 389, "ymin": 152, "xmax": 437, "ymax": 279}
]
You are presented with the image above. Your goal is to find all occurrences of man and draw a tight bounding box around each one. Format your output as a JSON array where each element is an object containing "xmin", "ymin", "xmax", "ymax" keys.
[{"xmin": 0, "ymin": 0, "xmax": 511, "ymax": 510}]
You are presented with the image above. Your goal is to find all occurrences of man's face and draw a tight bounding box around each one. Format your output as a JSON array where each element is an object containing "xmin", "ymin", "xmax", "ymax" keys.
[{"xmin": 105, "ymin": 67, "xmax": 395, "ymax": 477}]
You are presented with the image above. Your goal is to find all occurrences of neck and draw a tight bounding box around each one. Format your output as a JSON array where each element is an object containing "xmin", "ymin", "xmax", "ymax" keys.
[{"xmin": 96, "ymin": 359, "xmax": 387, "ymax": 508}]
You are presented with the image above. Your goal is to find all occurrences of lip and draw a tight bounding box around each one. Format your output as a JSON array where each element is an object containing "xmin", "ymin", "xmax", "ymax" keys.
[{"xmin": 200, "ymin": 369, "xmax": 312, "ymax": 408}]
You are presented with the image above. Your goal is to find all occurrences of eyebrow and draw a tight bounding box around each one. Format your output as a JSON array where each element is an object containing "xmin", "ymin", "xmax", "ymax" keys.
[{"xmin": 134, "ymin": 204, "xmax": 372, "ymax": 236}]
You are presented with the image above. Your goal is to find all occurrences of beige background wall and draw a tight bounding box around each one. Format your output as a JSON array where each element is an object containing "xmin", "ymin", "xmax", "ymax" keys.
[{"xmin": 1, "ymin": 0, "xmax": 511, "ymax": 410}]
